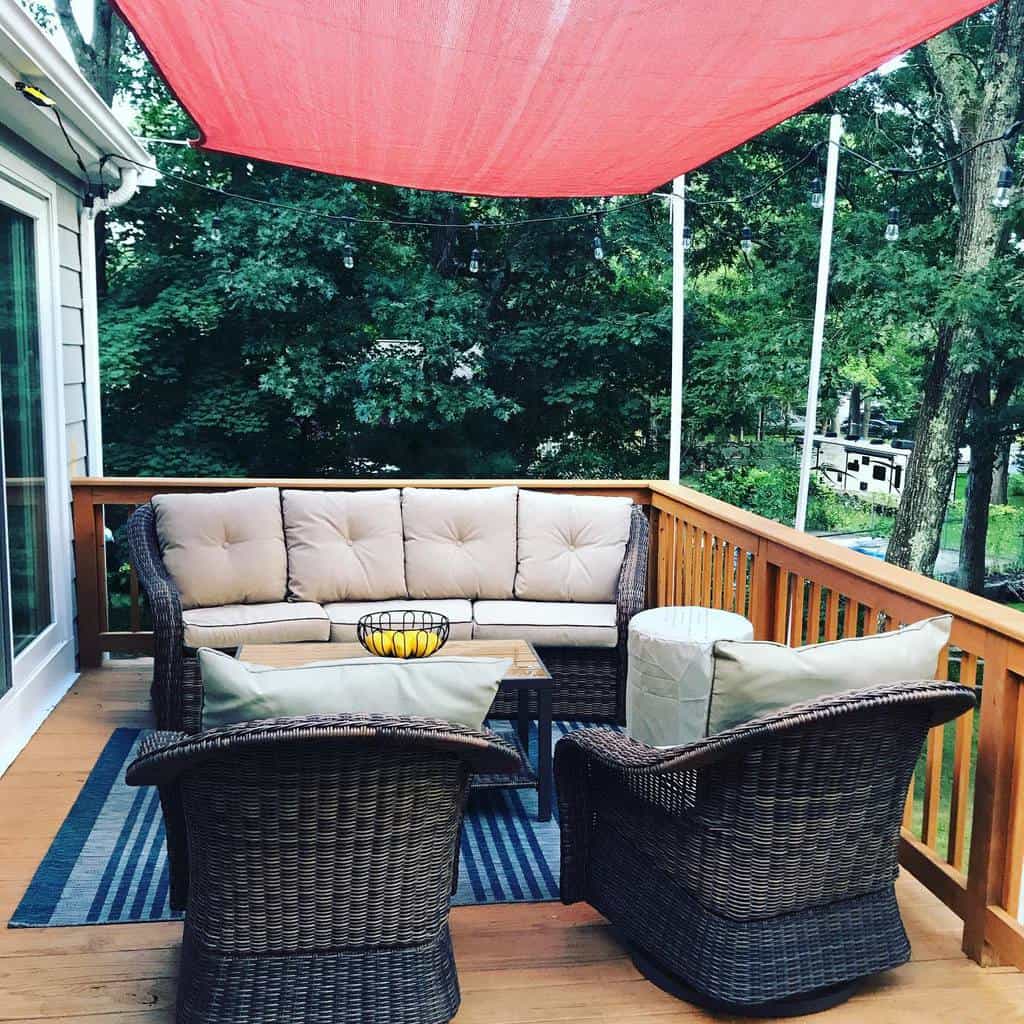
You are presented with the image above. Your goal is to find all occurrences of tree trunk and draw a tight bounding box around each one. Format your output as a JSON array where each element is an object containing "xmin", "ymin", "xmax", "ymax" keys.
[
  {"xmin": 887, "ymin": 0, "xmax": 1024, "ymax": 575},
  {"xmin": 993, "ymin": 437, "xmax": 1011, "ymax": 504},
  {"xmin": 887, "ymin": 331, "xmax": 975, "ymax": 572},
  {"xmin": 848, "ymin": 385, "xmax": 862, "ymax": 436},
  {"xmin": 958, "ymin": 438, "xmax": 994, "ymax": 593},
  {"xmin": 957, "ymin": 376, "xmax": 993, "ymax": 593}
]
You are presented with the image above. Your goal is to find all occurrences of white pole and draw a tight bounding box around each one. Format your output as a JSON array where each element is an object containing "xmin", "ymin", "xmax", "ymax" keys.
[
  {"xmin": 669, "ymin": 174, "xmax": 686, "ymax": 484},
  {"xmin": 795, "ymin": 115, "xmax": 843, "ymax": 531}
]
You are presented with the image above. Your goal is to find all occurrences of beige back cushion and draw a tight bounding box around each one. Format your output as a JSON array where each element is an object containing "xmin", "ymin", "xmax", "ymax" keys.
[
  {"xmin": 402, "ymin": 486, "xmax": 518, "ymax": 599},
  {"xmin": 152, "ymin": 488, "xmax": 287, "ymax": 610},
  {"xmin": 199, "ymin": 648, "xmax": 511, "ymax": 731},
  {"xmin": 515, "ymin": 490, "xmax": 632, "ymax": 602},
  {"xmin": 709, "ymin": 614, "xmax": 953, "ymax": 735},
  {"xmin": 283, "ymin": 489, "xmax": 407, "ymax": 602}
]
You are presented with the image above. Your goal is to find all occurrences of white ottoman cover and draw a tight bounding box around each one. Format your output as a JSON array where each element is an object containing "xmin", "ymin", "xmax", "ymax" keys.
[{"xmin": 627, "ymin": 606, "xmax": 754, "ymax": 747}]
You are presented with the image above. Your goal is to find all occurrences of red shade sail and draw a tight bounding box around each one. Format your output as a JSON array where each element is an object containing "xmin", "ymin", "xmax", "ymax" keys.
[{"xmin": 114, "ymin": 0, "xmax": 990, "ymax": 197}]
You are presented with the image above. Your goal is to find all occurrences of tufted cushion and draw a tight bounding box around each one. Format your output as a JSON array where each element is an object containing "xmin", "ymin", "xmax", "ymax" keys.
[
  {"xmin": 472, "ymin": 600, "xmax": 618, "ymax": 648},
  {"xmin": 402, "ymin": 486, "xmax": 518, "ymax": 599},
  {"xmin": 152, "ymin": 487, "xmax": 287, "ymax": 610},
  {"xmin": 282, "ymin": 489, "xmax": 406, "ymax": 602},
  {"xmin": 323, "ymin": 599, "xmax": 473, "ymax": 642},
  {"xmin": 514, "ymin": 490, "xmax": 632, "ymax": 602},
  {"xmin": 182, "ymin": 602, "xmax": 330, "ymax": 648}
]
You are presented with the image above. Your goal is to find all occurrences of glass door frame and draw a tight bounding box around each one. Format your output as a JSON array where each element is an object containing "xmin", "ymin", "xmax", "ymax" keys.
[{"xmin": 0, "ymin": 154, "xmax": 75, "ymax": 700}]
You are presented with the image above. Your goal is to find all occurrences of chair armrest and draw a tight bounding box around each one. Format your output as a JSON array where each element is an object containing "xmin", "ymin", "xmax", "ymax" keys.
[
  {"xmin": 559, "ymin": 680, "xmax": 975, "ymax": 778},
  {"xmin": 126, "ymin": 714, "xmax": 523, "ymax": 787}
]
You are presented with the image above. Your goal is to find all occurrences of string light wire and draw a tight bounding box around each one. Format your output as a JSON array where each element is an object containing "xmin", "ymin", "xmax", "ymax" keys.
[{"xmin": 95, "ymin": 117, "xmax": 1022, "ymax": 242}]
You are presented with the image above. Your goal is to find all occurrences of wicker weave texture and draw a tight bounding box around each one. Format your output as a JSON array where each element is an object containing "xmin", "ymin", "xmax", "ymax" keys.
[
  {"xmin": 555, "ymin": 681, "xmax": 976, "ymax": 1008},
  {"xmin": 127, "ymin": 716, "xmax": 520, "ymax": 1024}
]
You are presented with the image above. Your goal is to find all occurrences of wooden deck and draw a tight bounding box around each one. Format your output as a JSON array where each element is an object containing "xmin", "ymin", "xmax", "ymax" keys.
[{"xmin": 1, "ymin": 662, "xmax": 1022, "ymax": 1023}]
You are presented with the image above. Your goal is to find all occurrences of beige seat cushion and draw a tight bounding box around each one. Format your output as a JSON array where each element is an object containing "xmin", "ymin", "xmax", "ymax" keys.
[
  {"xmin": 282, "ymin": 489, "xmax": 407, "ymax": 602},
  {"xmin": 472, "ymin": 600, "xmax": 618, "ymax": 648},
  {"xmin": 402, "ymin": 486, "xmax": 517, "ymax": 599},
  {"xmin": 199, "ymin": 648, "xmax": 510, "ymax": 731},
  {"xmin": 152, "ymin": 487, "xmax": 287, "ymax": 609},
  {"xmin": 515, "ymin": 490, "xmax": 632, "ymax": 603},
  {"xmin": 182, "ymin": 602, "xmax": 330, "ymax": 649},
  {"xmin": 324, "ymin": 599, "xmax": 473, "ymax": 641},
  {"xmin": 709, "ymin": 614, "xmax": 953, "ymax": 735}
]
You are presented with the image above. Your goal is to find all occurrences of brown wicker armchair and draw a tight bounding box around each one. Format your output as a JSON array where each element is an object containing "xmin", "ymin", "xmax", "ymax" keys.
[
  {"xmin": 127, "ymin": 714, "xmax": 521, "ymax": 1024},
  {"xmin": 555, "ymin": 680, "xmax": 976, "ymax": 1016}
]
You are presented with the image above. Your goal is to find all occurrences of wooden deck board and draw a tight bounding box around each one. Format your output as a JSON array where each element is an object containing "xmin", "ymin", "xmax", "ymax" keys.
[{"xmin": 0, "ymin": 663, "xmax": 1020, "ymax": 1023}]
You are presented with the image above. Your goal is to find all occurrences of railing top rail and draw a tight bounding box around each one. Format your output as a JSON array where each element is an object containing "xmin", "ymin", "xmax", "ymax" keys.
[
  {"xmin": 71, "ymin": 477, "xmax": 651, "ymax": 491},
  {"xmin": 650, "ymin": 480, "xmax": 1024, "ymax": 647}
]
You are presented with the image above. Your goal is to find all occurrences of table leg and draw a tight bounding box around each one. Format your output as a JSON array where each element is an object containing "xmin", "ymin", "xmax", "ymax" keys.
[
  {"xmin": 537, "ymin": 686, "xmax": 553, "ymax": 822},
  {"xmin": 517, "ymin": 686, "xmax": 531, "ymax": 752}
]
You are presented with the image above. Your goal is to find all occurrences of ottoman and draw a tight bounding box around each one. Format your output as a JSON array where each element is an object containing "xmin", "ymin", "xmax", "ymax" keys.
[{"xmin": 627, "ymin": 606, "xmax": 754, "ymax": 746}]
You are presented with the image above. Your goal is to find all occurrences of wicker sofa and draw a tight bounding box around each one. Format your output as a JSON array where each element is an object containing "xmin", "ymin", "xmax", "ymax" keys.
[
  {"xmin": 127, "ymin": 714, "xmax": 522, "ymax": 1024},
  {"xmin": 128, "ymin": 485, "xmax": 649, "ymax": 734},
  {"xmin": 554, "ymin": 680, "xmax": 976, "ymax": 1014}
]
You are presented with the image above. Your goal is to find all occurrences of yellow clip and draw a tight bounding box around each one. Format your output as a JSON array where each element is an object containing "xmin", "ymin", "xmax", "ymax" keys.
[{"xmin": 16, "ymin": 81, "xmax": 56, "ymax": 108}]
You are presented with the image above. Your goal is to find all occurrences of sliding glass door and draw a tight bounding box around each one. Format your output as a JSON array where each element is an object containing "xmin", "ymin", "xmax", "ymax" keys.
[
  {"xmin": 0, "ymin": 171, "xmax": 68, "ymax": 704},
  {"xmin": 0, "ymin": 205, "xmax": 52, "ymax": 679}
]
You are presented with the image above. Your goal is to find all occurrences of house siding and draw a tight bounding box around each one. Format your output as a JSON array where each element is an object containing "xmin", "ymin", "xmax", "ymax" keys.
[{"xmin": 55, "ymin": 182, "xmax": 90, "ymax": 480}]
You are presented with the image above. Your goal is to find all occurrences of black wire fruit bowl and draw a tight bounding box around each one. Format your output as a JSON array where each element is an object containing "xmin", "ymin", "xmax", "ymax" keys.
[{"xmin": 356, "ymin": 609, "xmax": 450, "ymax": 659}]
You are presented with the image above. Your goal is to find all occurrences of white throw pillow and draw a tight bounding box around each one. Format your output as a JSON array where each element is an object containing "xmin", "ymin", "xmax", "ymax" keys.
[
  {"xmin": 199, "ymin": 648, "xmax": 511, "ymax": 731},
  {"xmin": 708, "ymin": 614, "xmax": 952, "ymax": 735}
]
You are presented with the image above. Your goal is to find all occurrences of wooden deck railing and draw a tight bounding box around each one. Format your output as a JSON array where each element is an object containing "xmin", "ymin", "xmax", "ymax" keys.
[{"xmin": 71, "ymin": 476, "xmax": 1024, "ymax": 970}]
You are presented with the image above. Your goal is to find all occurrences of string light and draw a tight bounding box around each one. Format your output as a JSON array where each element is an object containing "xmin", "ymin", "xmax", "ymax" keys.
[
  {"xmin": 592, "ymin": 214, "xmax": 605, "ymax": 260},
  {"xmin": 885, "ymin": 207, "xmax": 900, "ymax": 242},
  {"xmin": 469, "ymin": 221, "xmax": 482, "ymax": 274},
  {"xmin": 682, "ymin": 224, "xmax": 693, "ymax": 251},
  {"xmin": 993, "ymin": 166, "xmax": 1014, "ymax": 209},
  {"xmin": 740, "ymin": 225, "xmax": 753, "ymax": 253},
  {"xmin": 809, "ymin": 177, "xmax": 824, "ymax": 209}
]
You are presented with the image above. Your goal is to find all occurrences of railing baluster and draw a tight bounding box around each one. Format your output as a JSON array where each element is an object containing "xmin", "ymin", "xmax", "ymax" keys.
[
  {"xmin": 129, "ymin": 566, "xmax": 141, "ymax": 634},
  {"xmin": 948, "ymin": 651, "xmax": 977, "ymax": 870}
]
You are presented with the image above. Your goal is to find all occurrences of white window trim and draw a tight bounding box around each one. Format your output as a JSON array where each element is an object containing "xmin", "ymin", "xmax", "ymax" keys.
[{"xmin": 0, "ymin": 143, "xmax": 78, "ymax": 776}]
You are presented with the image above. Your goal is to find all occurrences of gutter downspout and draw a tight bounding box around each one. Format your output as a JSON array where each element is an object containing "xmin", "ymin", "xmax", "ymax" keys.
[{"xmin": 80, "ymin": 164, "xmax": 140, "ymax": 476}]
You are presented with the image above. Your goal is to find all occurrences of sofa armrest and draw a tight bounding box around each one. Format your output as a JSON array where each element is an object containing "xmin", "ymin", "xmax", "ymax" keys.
[
  {"xmin": 616, "ymin": 505, "xmax": 649, "ymax": 638},
  {"xmin": 127, "ymin": 504, "xmax": 186, "ymax": 730}
]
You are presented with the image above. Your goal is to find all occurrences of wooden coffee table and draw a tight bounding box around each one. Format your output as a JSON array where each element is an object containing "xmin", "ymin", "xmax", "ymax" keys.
[{"xmin": 236, "ymin": 639, "xmax": 555, "ymax": 820}]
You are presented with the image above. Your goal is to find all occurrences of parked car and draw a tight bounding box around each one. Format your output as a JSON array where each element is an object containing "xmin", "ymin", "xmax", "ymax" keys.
[{"xmin": 842, "ymin": 417, "xmax": 898, "ymax": 438}]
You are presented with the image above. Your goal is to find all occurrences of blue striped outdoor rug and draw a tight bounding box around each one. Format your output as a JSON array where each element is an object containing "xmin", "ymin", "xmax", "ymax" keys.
[{"xmin": 10, "ymin": 720, "xmax": 603, "ymax": 927}]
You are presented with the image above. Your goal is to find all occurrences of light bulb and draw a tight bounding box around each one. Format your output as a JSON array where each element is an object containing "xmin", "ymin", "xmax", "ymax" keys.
[
  {"xmin": 210, "ymin": 216, "xmax": 222, "ymax": 244},
  {"xmin": 342, "ymin": 243, "xmax": 355, "ymax": 270},
  {"xmin": 810, "ymin": 177, "xmax": 824, "ymax": 209},
  {"xmin": 682, "ymin": 225, "xmax": 693, "ymax": 251},
  {"xmin": 592, "ymin": 234, "xmax": 604, "ymax": 260},
  {"xmin": 740, "ymin": 225, "xmax": 753, "ymax": 254},
  {"xmin": 469, "ymin": 248, "xmax": 481, "ymax": 274},
  {"xmin": 885, "ymin": 207, "xmax": 900, "ymax": 242},
  {"xmin": 993, "ymin": 165, "xmax": 1014, "ymax": 209}
]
